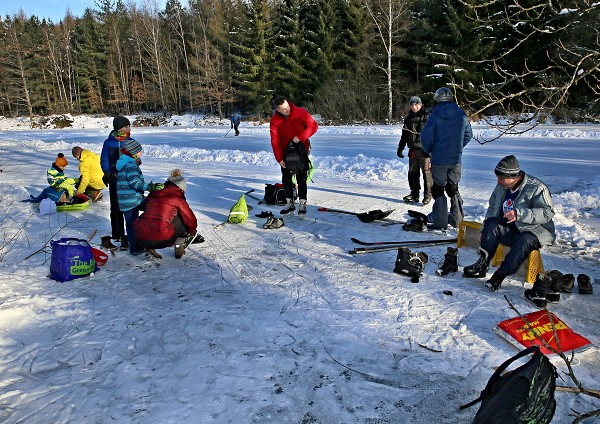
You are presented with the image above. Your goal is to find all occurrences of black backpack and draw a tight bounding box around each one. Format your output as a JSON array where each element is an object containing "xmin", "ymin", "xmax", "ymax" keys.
[
  {"xmin": 283, "ymin": 141, "xmax": 309, "ymax": 174},
  {"xmin": 460, "ymin": 346, "xmax": 557, "ymax": 424},
  {"xmin": 263, "ymin": 183, "xmax": 287, "ymax": 205}
]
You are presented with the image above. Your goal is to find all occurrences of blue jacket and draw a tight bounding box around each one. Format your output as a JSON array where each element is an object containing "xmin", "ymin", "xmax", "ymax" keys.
[
  {"xmin": 421, "ymin": 102, "xmax": 472, "ymax": 165},
  {"xmin": 101, "ymin": 132, "xmax": 137, "ymax": 174},
  {"xmin": 115, "ymin": 155, "xmax": 145, "ymax": 211},
  {"xmin": 230, "ymin": 114, "xmax": 241, "ymax": 126}
]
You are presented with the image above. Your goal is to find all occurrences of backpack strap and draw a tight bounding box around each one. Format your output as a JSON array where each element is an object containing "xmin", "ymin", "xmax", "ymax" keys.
[{"xmin": 459, "ymin": 346, "xmax": 540, "ymax": 410}]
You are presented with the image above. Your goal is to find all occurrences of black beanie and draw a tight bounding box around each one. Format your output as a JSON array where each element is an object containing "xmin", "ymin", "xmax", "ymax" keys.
[
  {"xmin": 495, "ymin": 155, "xmax": 521, "ymax": 178},
  {"xmin": 113, "ymin": 115, "xmax": 131, "ymax": 131}
]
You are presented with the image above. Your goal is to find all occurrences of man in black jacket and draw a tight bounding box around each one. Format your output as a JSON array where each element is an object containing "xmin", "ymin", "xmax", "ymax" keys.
[{"xmin": 397, "ymin": 96, "xmax": 432, "ymax": 205}]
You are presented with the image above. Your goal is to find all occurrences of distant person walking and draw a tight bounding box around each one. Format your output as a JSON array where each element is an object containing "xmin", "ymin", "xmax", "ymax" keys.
[
  {"xmin": 100, "ymin": 115, "xmax": 131, "ymax": 250},
  {"xmin": 397, "ymin": 95, "xmax": 432, "ymax": 205},
  {"xmin": 230, "ymin": 113, "xmax": 242, "ymax": 136},
  {"xmin": 269, "ymin": 96, "xmax": 318, "ymax": 215},
  {"xmin": 421, "ymin": 87, "xmax": 472, "ymax": 229}
]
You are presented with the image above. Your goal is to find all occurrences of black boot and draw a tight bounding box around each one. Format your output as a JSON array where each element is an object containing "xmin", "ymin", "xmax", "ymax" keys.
[
  {"xmin": 394, "ymin": 248, "xmax": 428, "ymax": 283},
  {"xmin": 402, "ymin": 193, "xmax": 419, "ymax": 203},
  {"xmin": 545, "ymin": 270, "xmax": 564, "ymax": 303},
  {"xmin": 578, "ymin": 274, "xmax": 593, "ymax": 294},
  {"xmin": 402, "ymin": 219, "xmax": 426, "ymax": 232},
  {"xmin": 436, "ymin": 247, "xmax": 458, "ymax": 276},
  {"xmin": 525, "ymin": 272, "xmax": 553, "ymax": 308},
  {"xmin": 485, "ymin": 270, "xmax": 505, "ymax": 292},
  {"xmin": 560, "ymin": 274, "xmax": 575, "ymax": 293},
  {"xmin": 463, "ymin": 249, "xmax": 490, "ymax": 278},
  {"xmin": 120, "ymin": 235, "xmax": 129, "ymax": 251}
]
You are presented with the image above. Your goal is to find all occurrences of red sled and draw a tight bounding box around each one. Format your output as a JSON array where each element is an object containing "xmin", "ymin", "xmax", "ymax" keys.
[{"xmin": 495, "ymin": 310, "xmax": 593, "ymax": 356}]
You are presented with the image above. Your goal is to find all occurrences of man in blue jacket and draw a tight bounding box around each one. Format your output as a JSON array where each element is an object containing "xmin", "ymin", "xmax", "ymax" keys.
[{"xmin": 420, "ymin": 87, "xmax": 472, "ymax": 230}]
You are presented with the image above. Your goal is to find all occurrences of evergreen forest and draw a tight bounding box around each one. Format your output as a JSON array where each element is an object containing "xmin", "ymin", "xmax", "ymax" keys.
[{"xmin": 0, "ymin": 0, "xmax": 598, "ymax": 124}]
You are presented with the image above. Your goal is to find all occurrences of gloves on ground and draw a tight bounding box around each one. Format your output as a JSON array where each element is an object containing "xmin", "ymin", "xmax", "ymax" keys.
[{"xmin": 147, "ymin": 182, "xmax": 164, "ymax": 191}]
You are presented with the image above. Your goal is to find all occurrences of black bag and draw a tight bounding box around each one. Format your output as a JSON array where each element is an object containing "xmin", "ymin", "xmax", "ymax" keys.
[
  {"xmin": 264, "ymin": 183, "xmax": 287, "ymax": 205},
  {"xmin": 283, "ymin": 141, "xmax": 309, "ymax": 174},
  {"xmin": 460, "ymin": 346, "xmax": 557, "ymax": 424}
]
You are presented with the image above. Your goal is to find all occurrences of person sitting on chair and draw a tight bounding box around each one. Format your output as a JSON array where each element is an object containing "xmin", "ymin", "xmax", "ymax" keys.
[{"xmin": 462, "ymin": 155, "xmax": 556, "ymax": 292}]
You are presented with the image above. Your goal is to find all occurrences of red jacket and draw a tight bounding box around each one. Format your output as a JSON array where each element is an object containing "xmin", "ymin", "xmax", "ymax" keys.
[
  {"xmin": 134, "ymin": 183, "xmax": 197, "ymax": 242},
  {"xmin": 270, "ymin": 102, "xmax": 318, "ymax": 163}
]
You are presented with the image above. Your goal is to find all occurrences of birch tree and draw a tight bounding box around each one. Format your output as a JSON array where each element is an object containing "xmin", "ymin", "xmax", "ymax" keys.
[{"xmin": 362, "ymin": 0, "xmax": 411, "ymax": 123}]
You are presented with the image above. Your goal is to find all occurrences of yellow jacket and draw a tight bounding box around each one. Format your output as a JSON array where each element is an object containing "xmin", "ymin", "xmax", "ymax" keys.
[{"xmin": 77, "ymin": 150, "xmax": 106, "ymax": 194}]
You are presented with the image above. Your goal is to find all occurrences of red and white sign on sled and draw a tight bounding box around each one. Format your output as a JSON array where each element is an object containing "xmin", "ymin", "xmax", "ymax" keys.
[{"xmin": 496, "ymin": 310, "xmax": 593, "ymax": 355}]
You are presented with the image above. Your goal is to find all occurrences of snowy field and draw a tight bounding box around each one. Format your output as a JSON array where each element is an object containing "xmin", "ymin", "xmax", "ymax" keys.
[{"xmin": 0, "ymin": 115, "xmax": 599, "ymax": 423}]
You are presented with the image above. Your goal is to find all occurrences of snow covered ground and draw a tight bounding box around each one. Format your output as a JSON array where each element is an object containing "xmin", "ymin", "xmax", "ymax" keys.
[{"xmin": 0, "ymin": 115, "xmax": 599, "ymax": 423}]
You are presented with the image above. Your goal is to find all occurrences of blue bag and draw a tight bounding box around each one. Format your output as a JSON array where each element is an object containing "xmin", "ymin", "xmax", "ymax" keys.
[{"xmin": 50, "ymin": 238, "xmax": 98, "ymax": 282}]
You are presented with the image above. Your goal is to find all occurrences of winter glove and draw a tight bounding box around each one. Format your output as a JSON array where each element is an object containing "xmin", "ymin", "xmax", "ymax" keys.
[
  {"xmin": 397, "ymin": 147, "xmax": 404, "ymax": 158},
  {"xmin": 147, "ymin": 182, "xmax": 164, "ymax": 191}
]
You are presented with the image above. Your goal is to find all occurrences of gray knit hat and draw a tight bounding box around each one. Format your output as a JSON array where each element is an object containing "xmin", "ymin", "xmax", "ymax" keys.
[
  {"xmin": 409, "ymin": 96, "xmax": 422, "ymax": 105},
  {"xmin": 495, "ymin": 155, "xmax": 521, "ymax": 178},
  {"xmin": 121, "ymin": 139, "xmax": 142, "ymax": 156},
  {"xmin": 167, "ymin": 168, "xmax": 186, "ymax": 191}
]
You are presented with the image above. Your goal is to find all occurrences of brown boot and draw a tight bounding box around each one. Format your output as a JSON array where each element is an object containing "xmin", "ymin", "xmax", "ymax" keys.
[{"xmin": 101, "ymin": 235, "xmax": 118, "ymax": 250}]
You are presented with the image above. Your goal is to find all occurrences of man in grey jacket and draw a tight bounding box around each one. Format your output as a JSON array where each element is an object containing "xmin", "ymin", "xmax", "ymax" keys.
[
  {"xmin": 463, "ymin": 155, "xmax": 556, "ymax": 291},
  {"xmin": 420, "ymin": 87, "xmax": 472, "ymax": 230}
]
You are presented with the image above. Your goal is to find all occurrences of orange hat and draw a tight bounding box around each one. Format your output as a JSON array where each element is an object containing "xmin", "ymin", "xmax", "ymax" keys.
[{"xmin": 55, "ymin": 153, "xmax": 68, "ymax": 168}]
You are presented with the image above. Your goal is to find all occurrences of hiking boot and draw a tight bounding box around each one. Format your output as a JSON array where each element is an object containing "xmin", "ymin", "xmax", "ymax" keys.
[
  {"xmin": 263, "ymin": 216, "xmax": 277, "ymax": 229},
  {"xmin": 402, "ymin": 193, "xmax": 419, "ymax": 203},
  {"xmin": 394, "ymin": 248, "xmax": 428, "ymax": 283},
  {"xmin": 525, "ymin": 272, "xmax": 553, "ymax": 308},
  {"xmin": 92, "ymin": 191, "xmax": 103, "ymax": 202},
  {"xmin": 281, "ymin": 198, "xmax": 295, "ymax": 214},
  {"xmin": 298, "ymin": 199, "xmax": 307, "ymax": 215},
  {"xmin": 101, "ymin": 235, "xmax": 118, "ymax": 250},
  {"xmin": 422, "ymin": 196, "xmax": 432, "ymax": 205},
  {"xmin": 402, "ymin": 219, "xmax": 426, "ymax": 232},
  {"xmin": 436, "ymin": 247, "xmax": 458, "ymax": 276},
  {"xmin": 120, "ymin": 235, "xmax": 129, "ymax": 251},
  {"xmin": 560, "ymin": 274, "xmax": 575, "ymax": 293},
  {"xmin": 463, "ymin": 249, "xmax": 490, "ymax": 278},
  {"xmin": 578, "ymin": 274, "xmax": 593, "ymax": 294},
  {"xmin": 270, "ymin": 218, "xmax": 285, "ymax": 229},
  {"xmin": 545, "ymin": 270, "xmax": 564, "ymax": 303},
  {"xmin": 485, "ymin": 270, "xmax": 505, "ymax": 292},
  {"xmin": 174, "ymin": 243, "xmax": 186, "ymax": 259},
  {"xmin": 145, "ymin": 249, "xmax": 162, "ymax": 259}
]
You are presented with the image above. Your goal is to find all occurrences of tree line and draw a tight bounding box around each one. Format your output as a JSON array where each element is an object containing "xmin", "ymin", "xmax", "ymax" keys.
[{"xmin": 0, "ymin": 0, "xmax": 597, "ymax": 125}]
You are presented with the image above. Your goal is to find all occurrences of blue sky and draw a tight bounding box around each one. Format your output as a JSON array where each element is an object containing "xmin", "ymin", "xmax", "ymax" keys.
[
  {"xmin": 0, "ymin": 0, "xmax": 97, "ymax": 21},
  {"xmin": 0, "ymin": 0, "xmax": 166, "ymax": 22}
]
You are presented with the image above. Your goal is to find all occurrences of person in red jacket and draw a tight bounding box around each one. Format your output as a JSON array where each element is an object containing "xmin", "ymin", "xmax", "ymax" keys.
[
  {"xmin": 133, "ymin": 169, "xmax": 198, "ymax": 259},
  {"xmin": 270, "ymin": 96, "xmax": 318, "ymax": 215}
]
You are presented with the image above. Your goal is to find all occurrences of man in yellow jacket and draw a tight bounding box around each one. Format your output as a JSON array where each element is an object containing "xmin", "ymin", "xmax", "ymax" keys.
[{"xmin": 72, "ymin": 146, "xmax": 106, "ymax": 201}]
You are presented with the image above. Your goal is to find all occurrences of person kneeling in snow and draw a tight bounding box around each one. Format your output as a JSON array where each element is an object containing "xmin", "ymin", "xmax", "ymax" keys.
[
  {"xmin": 23, "ymin": 153, "xmax": 82, "ymax": 204},
  {"xmin": 133, "ymin": 169, "xmax": 199, "ymax": 259},
  {"xmin": 462, "ymin": 155, "xmax": 556, "ymax": 293}
]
